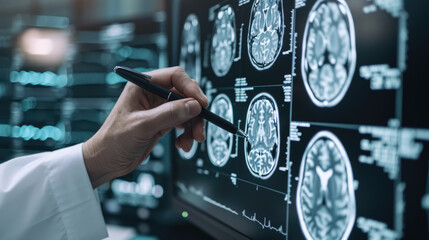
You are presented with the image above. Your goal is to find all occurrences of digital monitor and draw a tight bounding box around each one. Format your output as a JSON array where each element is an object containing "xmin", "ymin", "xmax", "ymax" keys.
[{"xmin": 169, "ymin": 0, "xmax": 429, "ymax": 239}]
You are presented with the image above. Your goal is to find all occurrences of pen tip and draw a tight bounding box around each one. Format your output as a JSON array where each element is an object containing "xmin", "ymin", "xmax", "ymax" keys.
[{"xmin": 237, "ymin": 129, "xmax": 248, "ymax": 139}]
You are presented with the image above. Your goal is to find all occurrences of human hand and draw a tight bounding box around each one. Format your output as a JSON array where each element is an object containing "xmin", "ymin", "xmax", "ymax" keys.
[{"xmin": 83, "ymin": 67, "xmax": 208, "ymax": 188}]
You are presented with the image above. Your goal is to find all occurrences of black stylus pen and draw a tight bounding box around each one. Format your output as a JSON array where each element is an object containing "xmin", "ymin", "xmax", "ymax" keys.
[{"xmin": 114, "ymin": 66, "xmax": 248, "ymax": 139}]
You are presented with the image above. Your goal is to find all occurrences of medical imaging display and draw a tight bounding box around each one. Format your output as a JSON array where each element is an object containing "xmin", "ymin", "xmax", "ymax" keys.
[
  {"xmin": 248, "ymin": 0, "xmax": 284, "ymax": 70},
  {"xmin": 207, "ymin": 94, "xmax": 234, "ymax": 167},
  {"xmin": 210, "ymin": 5, "xmax": 236, "ymax": 77},
  {"xmin": 176, "ymin": 14, "xmax": 202, "ymax": 160},
  {"xmin": 296, "ymin": 131, "xmax": 355, "ymax": 240},
  {"xmin": 244, "ymin": 93, "xmax": 280, "ymax": 179},
  {"xmin": 301, "ymin": 0, "xmax": 356, "ymax": 107},
  {"xmin": 180, "ymin": 14, "xmax": 201, "ymax": 83},
  {"xmin": 171, "ymin": 0, "xmax": 429, "ymax": 239},
  {"xmin": 176, "ymin": 128, "xmax": 199, "ymax": 160}
]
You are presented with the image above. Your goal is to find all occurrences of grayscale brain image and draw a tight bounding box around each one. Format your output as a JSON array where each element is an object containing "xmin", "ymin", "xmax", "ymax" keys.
[
  {"xmin": 244, "ymin": 93, "xmax": 280, "ymax": 179},
  {"xmin": 211, "ymin": 5, "xmax": 236, "ymax": 77},
  {"xmin": 301, "ymin": 0, "xmax": 356, "ymax": 107},
  {"xmin": 177, "ymin": 13, "xmax": 201, "ymax": 160},
  {"xmin": 180, "ymin": 14, "xmax": 201, "ymax": 83},
  {"xmin": 207, "ymin": 94, "xmax": 234, "ymax": 167},
  {"xmin": 172, "ymin": 0, "xmax": 429, "ymax": 240},
  {"xmin": 176, "ymin": 128, "xmax": 198, "ymax": 160},
  {"xmin": 248, "ymin": 0, "xmax": 285, "ymax": 70},
  {"xmin": 296, "ymin": 131, "xmax": 355, "ymax": 240}
]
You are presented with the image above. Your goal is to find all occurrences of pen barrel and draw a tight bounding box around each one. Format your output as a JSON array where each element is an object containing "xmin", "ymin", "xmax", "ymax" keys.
[
  {"xmin": 199, "ymin": 109, "xmax": 237, "ymax": 135},
  {"xmin": 116, "ymin": 67, "xmax": 171, "ymax": 99}
]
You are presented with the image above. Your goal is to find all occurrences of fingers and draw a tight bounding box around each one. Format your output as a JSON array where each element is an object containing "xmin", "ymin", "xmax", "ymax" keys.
[
  {"xmin": 175, "ymin": 124, "xmax": 194, "ymax": 151},
  {"xmin": 192, "ymin": 117, "xmax": 206, "ymax": 143},
  {"xmin": 145, "ymin": 67, "xmax": 209, "ymax": 108},
  {"xmin": 140, "ymin": 98, "xmax": 201, "ymax": 135},
  {"xmin": 175, "ymin": 117, "xmax": 205, "ymax": 152}
]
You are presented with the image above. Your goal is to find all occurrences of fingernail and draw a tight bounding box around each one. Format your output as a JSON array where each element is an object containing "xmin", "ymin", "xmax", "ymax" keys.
[{"xmin": 186, "ymin": 100, "xmax": 201, "ymax": 116}]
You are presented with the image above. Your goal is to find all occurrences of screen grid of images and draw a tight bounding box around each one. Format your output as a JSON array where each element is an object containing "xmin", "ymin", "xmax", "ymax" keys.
[{"xmin": 172, "ymin": 0, "xmax": 429, "ymax": 239}]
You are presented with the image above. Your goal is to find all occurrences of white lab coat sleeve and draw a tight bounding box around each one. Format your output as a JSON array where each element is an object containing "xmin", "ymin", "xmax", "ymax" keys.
[{"xmin": 0, "ymin": 144, "xmax": 108, "ymax": 240}]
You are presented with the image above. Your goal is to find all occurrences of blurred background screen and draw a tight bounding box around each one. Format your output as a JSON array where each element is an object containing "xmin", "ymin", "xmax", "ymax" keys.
[
  {"xmin": 0, "ymin": 0, "xmax": 212, "ymax": 239},
  {"xmin": 0, "ymin": 0, "xmax": 428, "ymax": 239}
]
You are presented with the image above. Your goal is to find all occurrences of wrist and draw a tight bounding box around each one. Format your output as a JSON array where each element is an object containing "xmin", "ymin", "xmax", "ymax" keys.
[{"xmin": 82, "ymin": 136, "xmax": 117, "ymax": 189}]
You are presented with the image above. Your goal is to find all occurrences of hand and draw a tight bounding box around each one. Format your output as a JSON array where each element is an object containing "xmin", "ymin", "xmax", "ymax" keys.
[{"xmin": 83, "ymin": 67, "xmax": 208, "ymax": 188}]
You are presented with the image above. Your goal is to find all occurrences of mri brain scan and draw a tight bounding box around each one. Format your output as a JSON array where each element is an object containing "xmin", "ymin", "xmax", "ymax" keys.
[
  {"xmin": 211, "ymin": 5, "xmax": 236, "ymax": 77},
  {"xmin": 248, "ymin": 0, "xmax": 284, "ymax": 70},
  {"xmin": 244, "ymin": 93, "xmax": 280, "ymax": 179},
  {"xmin": 180, "ymin": 14, "xmax": 201, "ymax": 83},
  {"xmin": 296, "ymin": 131, "xmax": 356, "ymax": 240},
  {"xmin": 207, "ymin": 94, "xmax": 234, "ymax": 167},
  {"xmin": 176, "ymin": 128, "xmax": 198, "ymax": 160},
  {"xmin": 301, "ymin": 0, "xmax": 356, "ymax": 107}
]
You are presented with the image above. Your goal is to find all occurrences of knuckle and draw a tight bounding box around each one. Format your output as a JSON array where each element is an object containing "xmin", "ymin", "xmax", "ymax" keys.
[
  {"xmin": 190, "ymin": 79, "xmax": 198, "ymax": 85},
  {"xmin": 187, "ymin": 80, "xmax": 200, "ymax": 93},
  {"xmin": 168, "ymin": 103, "xmax": 178, "ymax": 121},
  {"xmin": 172, "ymin": 66, "xmax": 186, "ymax": 77},
  {"xmin": 167, "ymin": 102, "xmax": 185, "ymax": 123}
]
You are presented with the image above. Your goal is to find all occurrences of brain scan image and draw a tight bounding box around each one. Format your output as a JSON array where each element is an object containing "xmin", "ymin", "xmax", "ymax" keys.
[
  {"xmin": 244, "ymin": 93, "xmax": 280, "ymax": 179},
  {"xmin": 176, "ymin": 128, "xmax": 198, "ymax": 160},
  {"xmin": 207, "ymin": 94, "xmax": 234, "ymax": 167},
  {"xmin": 211, "ymin": 5, "xmax": 236, "ymax": 77},
  {"xmin": 248, "ymin": 0, "xmax": 285, "ymax": 70},
  {"xmin": 296, "ymin": 131, "xmax": 356, "ymax": 240},
  {"xmin": 301, "ymin": 0, "xmax": 356, "ymax": 107},
  {"xmin": 180, "ymin": 14, "xmax": 201, "ymax": 83}
]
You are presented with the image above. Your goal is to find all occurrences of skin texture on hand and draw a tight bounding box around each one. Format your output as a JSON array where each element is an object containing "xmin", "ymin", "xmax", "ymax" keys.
[{"xmin": 83, "ymin": 67, "xmax": 208, "ymax": 188}]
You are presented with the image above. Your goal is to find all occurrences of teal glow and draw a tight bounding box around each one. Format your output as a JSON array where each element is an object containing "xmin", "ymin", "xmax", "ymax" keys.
[
  {"xmin": 21, "ymin": 97, "xmax": 37, "ymax": 111},
  {"xmin": 119, "ymin": 45, "xmax": 133, "ymax": 58},
  {"xmin": 0, "ymin": 124, "xmax": 64, "ymax": 142},
  {"xmin": 0, "ymin": 124, "xmax": 11, "ymax": 137},
  {"xmin": 118, "ymin": 46, "xmax": 156, "ymax": 61},
  {"xmin": 106, "ymin": 72, "xmax": 127, "ymax": 85},
  {"xmin": 10, "ymin": 70, "xmax": 68, "ymax": 88}
]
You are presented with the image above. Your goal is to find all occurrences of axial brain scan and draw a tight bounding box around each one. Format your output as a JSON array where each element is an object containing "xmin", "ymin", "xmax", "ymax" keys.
[
  {"xmin": 207, "ymin": 94, "xmax": 234, "ymax": 167},
  {"xmin": 176, "ymin": 128, "xmax": 198, "ymax": 160},
  {"xmin": 244, "ymin": 93, "xmax": 280, "ymax": 179},
  {"xmin": 180, "ymin": 14, "xmax": 201, "ymax": 83},
  {"xmin": 296, "ymin": 131, "xmax": 356, "ymax": 240},
  {"xmin": 248, "ymin": 0, "xmax": 284, "ymax": 70},
  {"xmin": 301, "ymin": 0, "xmax": 356, "ymax": 107},
  {"xmin": 211, "ymin": 5, "xmax": 236, "ymax": 77}
]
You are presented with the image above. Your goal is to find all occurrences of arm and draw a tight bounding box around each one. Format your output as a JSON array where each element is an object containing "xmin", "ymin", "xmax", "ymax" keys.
[{"xmin": 0, "ymin": 144, "xmax": 107, "ymax": 240}]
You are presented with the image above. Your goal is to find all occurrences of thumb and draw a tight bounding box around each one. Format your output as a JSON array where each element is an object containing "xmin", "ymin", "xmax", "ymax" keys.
[{"xmin": 142, "ymin": 98, "xmax": 201, "ymax": 134}]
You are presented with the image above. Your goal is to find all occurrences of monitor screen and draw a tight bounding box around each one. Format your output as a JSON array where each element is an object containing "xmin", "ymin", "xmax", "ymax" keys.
[{"xmin": 170, "ymin": 0, "xmax": 429, "ymax": 239}]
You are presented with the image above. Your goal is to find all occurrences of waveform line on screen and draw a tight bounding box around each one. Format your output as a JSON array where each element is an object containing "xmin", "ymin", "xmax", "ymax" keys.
[
  {"xmin": 185, "ymin": 184, "xmax": 239, "ymax": 215},
  {"xmin": 203, "ymin": 196, "xmax": 238, "ymax": 215},
  {"xmin": 176, "ymin": 161, "xmax": 287, "ymax": 195},
  {"xmin": 242, "ymin": 210, "xmax": 287, "ymax": 236}
]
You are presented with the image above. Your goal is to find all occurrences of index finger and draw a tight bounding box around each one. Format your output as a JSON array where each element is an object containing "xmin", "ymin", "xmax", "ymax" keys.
[{"xmin": 145, "ymin": 66, "xmax": 209, "ymax": 108}]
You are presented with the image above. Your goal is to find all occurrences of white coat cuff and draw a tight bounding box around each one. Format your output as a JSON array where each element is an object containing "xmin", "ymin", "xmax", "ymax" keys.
[{"xmin": 47, "ymin": 144, "xmax": 108, "ymax": 240}]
